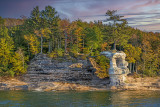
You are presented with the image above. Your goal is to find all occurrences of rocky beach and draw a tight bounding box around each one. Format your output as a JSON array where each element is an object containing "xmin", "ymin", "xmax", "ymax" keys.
[{"xmin": 0, "ymin": 76, "xmax": 160, "ymax": 91}]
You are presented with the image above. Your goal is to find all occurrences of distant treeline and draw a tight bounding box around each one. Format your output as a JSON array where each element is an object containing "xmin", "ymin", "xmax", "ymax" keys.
[{"xmin": 0, "ymin": 6, "xmax": 159, "ymax": 78}]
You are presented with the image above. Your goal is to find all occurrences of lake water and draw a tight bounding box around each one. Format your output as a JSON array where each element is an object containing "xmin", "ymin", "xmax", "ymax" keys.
[{"xmin": 0, "ymin": 90, "xmax": 160, "ymax": 107}]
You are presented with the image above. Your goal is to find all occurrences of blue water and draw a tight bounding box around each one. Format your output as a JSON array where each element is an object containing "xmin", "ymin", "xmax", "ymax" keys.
[{"xmin": 0, "ymin": 90, "xmax": 160, "ymax": 107}]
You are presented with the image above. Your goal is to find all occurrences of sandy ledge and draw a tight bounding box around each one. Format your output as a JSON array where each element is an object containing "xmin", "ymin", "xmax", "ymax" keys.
[
  {"xmin": 0, "ymin": 77, "xmax": 108, "ymax": 91},
  {"xmin": 0, "ymin": 76, "xmax": 160, "ymax": 91}
]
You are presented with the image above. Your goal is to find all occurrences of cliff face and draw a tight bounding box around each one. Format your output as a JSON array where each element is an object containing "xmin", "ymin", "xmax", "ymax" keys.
[
  {"xmin": 121, "ymin": 76, "xmax": 160, "ymax": 90},
  {"xmin": 23, "ymin": 54, "xmax": 94, "ymax": 82}
]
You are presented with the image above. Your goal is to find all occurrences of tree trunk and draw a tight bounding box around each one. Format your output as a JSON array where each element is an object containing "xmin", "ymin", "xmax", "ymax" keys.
[
  {"xmin": 52, "ymin": 37, "xmax": 54, "ymax": 51},
  {"xmin": 133, "ymin": 63, "xmax": 135, "ymax": 72},
  {"xmin": 143, "ymin": 51, "xmax": 146, "ymax": 74},
  {"xmin": 135, "ymin": 62, "xmax": 137, "ymax": 73},
  {"xmin": 41, "ymin": 34, "xmax": 43, "ymax": 53},
  {"xmin": 58, "ymin": 38, "xmax": 60, "ymax": 49},
  {"xmin": 150, "ymin": 62, "xmax": 152, "ymax": 71},
  {"xmin": 113, "ymin": 41, "xmax": 116, "ymax": 50},
  {"xmin": 48, "ymin": 41, "xmax": 51, "ymax": 53},
  {"xmin": 60, "ymin": 36, "xmax": 61, "ymax": 48},
  {"xmin": 28, "ymin": 43, "xmax": 30, "ymax": 56},
  {"xmin": 120, "ymin": 46, "xmax": 121, "ymax": 51},
  {"xmin": 51, "ymin": 40, "xmax": 53, "ymax": 52},
  {"xmin": 70, "ymin": 35, "xmax": 73, "ymax": 49},
  {"xmin": 130, "ymin": 63, "xmax": 132, "ymax": 73},
  {"xmin": 65, "ymin": 31, "xmax": 67, "ymax": 53},
  {"xmin": 83, "ymin": 36, "xmax": 84, "ymax": 51}
]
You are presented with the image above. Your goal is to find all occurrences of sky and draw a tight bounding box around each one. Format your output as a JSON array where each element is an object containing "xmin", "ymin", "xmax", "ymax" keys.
[{"xmin": 0, "ymin": 0, "xmax": 160, "ymax": 32}]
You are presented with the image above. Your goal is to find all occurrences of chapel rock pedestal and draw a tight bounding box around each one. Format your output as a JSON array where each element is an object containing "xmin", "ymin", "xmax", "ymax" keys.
[{"xmin": 100, "ymin": 51, "xmax": 130, "ymax": 86}]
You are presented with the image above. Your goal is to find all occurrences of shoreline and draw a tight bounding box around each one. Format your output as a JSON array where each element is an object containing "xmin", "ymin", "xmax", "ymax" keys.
[{"xmin": 0, "ymin": 76, "xmax": 160, "ymax": 91}]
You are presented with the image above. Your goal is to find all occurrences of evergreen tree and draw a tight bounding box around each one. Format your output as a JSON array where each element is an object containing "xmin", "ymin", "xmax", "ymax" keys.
[{"xmin": 105, "ymin": 10, "xmax": 130, "ymax": 50}]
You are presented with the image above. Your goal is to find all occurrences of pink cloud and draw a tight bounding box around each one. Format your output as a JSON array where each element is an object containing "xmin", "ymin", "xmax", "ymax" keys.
[
  {"xmin": 131, "ymin": 0, "xmax": 160, "ymax": 9},
  {"xmin": 0, "ymin": 0, "xmax": 159, "ymax": 32},
  {"xmin": 135, "ymin": 23, "xmax": 160, "ymax": 32}
]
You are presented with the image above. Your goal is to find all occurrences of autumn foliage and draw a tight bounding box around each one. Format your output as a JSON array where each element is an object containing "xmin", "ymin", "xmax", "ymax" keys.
[{"xmin": 0, "ymin": 6, "xmax": 160, "ymax": 78}]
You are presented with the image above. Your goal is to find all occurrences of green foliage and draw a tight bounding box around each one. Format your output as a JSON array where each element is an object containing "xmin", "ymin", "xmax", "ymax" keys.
[
  {"xmin": 71, "ymin": 44, "xmax": 79, "ymax": 57},
  {"xmin": 95, "ymin": 55, "xmax": 110, "ymax": 78},
  {"xmin": 48, "ymin": 51, "xmax": 57, "ymax": 58},
  {"xmin": 0, "ymin": 16, "xmax": 4, "ymax": 26},
  {"xmin": 11, "ymin": 48, "xmax": 28, "ymax": 75},
  {"xmin": 85, "ymin": 27, "xmax": 99, "ymax": 50},
  {"xmin": 104, "ymin": 10, "xmax": 131, "ymax": 50},
  {"xmin": 57, "ymin": 48, "xmax": 64, "ymax": 57},
  {"xmin": 124, "ymin": 44, "xmax": 142, "ymax": 63},
  {"xmin": 48, "ymin": 48, "xmax": 64, "ymax": 58},
  {"xmin": 24, "ymin": 34, "xmax": 40, "ymax": 55},
  {"xmin": 0, "ymin": 27, "xmax": 28, "ymax": 77},
  {"xmin": 0, "ymin": 27, "xmax": 14, "ymax": 75}
]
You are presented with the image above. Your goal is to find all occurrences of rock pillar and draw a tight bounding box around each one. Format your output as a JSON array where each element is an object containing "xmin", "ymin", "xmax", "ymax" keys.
[{"xmin": 100, "ymin": 51, "xmax": 130, "ymax": 86}]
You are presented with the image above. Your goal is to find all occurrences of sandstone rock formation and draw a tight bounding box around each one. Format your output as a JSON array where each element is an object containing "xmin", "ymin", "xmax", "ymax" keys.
[
  {"xmin": 1, "ymin": 76, "xmax": 160, "ymax": 91},
  {"xmin": 101, "ymin": 51, "xmax": 130, "ymax": 86},
  {"xmin": 23, "ymin": 53, "xmax": 94, "ymax": 82}
]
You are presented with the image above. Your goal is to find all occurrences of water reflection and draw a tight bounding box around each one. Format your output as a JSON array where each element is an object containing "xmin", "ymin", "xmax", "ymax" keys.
[
  {"xmin": 0, "ymin": 90, "xmax": 160, "ymax": 107},
  {"xmin": 110, "ymin": 91, "xmax": 160, "ymax": 106}
]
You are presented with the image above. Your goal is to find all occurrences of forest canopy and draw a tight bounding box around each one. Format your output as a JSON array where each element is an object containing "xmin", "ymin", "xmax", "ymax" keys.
[{"xmin": 0, "ymin": 6, "xmax": 160, "ymax": 78}]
